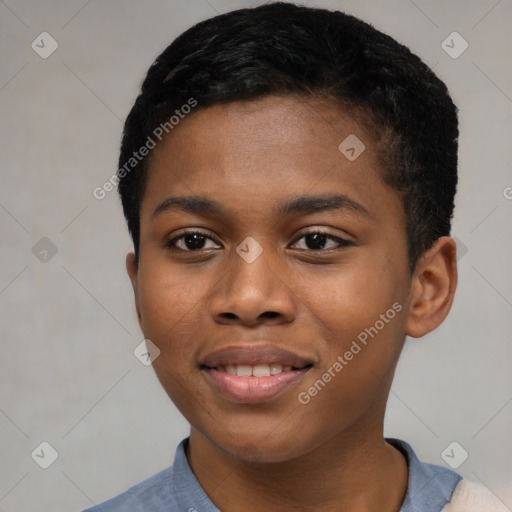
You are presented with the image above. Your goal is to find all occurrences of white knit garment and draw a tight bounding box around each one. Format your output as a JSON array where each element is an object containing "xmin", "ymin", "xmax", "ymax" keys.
[{"xmin": 441, "ymin": 478, "xmax": 511, "ymax": 511}]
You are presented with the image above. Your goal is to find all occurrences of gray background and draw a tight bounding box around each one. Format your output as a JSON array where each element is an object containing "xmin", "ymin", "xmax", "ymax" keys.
[{"xmin": 0, "ymin": 0, "xmax": 511, "ymax": 510}]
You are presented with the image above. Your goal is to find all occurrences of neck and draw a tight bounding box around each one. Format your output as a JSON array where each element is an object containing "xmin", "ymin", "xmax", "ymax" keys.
[{"xmin": 187, "ymin": 422, "xmax": 408, "ymax": 512}]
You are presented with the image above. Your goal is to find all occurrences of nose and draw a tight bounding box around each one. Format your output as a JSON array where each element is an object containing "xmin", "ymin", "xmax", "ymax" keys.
[{"xmin": 209, "ymin": 244, "xmax": 297, "ymax": 327}]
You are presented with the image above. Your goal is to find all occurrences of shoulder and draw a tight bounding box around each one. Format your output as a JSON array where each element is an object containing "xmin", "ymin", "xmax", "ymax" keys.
[
  {"xmin": 441, "ymin": 477, "xmax": 510, "ymax": 512},
  {"xmin": 386, "ymin": 437, "xmax": 462, "ymax": 512},
  {"xmin": 80, "ymin": 438, "xmax": 219, "ymax": 512},
  {"xmin": 80, "ymin": 466, "xmax": 176, "ymax": 512}
]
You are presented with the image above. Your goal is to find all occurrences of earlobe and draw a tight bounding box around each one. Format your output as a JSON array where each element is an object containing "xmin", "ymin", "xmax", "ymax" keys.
[
  {"xmin": 126, "ymin": 252, "xmax": 142, "ymax": 325},
  {"xmin": 405, "ymin": 237, "xmax": 458, "ymax": 338}
]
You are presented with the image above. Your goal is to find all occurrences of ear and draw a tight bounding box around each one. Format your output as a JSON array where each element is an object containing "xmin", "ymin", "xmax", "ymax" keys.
[
  {"xmin": 405, "ymin": 236, "xmax": 458, "ymax": 338},
  {"xmin": 126, "ymin": 252, "xmax": 142, "ymax": 326}
]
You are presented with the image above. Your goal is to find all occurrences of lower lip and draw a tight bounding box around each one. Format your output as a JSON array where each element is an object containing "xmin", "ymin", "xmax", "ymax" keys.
[{"xmin": 202, "ymin": 367, "xmax": 311, "ymax": 404}]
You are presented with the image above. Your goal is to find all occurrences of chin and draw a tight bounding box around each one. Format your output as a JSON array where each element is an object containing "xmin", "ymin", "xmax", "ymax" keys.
[{"xmin": 205, "ymin": 427, "xmax": 317, "ymax": 464}]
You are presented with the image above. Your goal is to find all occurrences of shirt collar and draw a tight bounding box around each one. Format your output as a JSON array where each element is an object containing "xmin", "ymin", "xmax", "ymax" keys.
[
  {"xmin": 171, "ymin": 438, "xmax": 221, "ymax": 512},
  {"xmin": 171, "ymin": 437, "xmax": 461, "ymax": 512},
  {"xmin": 386, "ymin": 438, "xmax": 462, "ymax": 512}
]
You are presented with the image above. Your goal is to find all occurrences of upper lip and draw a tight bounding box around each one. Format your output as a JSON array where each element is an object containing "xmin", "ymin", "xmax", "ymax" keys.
[{"xmin": 201, "ymin": 344, "xmax": 313, "ymax": 369}]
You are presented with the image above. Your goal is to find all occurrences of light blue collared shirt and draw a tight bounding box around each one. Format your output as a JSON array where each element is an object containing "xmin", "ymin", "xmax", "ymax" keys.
[{"xmin": 81, "ymin": 437, "xmax": 462, "ymax": 511}]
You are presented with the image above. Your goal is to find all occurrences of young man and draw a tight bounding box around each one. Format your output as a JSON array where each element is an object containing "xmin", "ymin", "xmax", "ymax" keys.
[{"xmin": 84, "ymin": 2, "xmax": 507, "ymax": 511}]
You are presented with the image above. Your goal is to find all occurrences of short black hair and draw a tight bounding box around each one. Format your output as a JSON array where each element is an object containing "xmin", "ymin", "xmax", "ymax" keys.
[{"xmin": 117, "ymin": 1, "xmax": 458, "ymax": 272}]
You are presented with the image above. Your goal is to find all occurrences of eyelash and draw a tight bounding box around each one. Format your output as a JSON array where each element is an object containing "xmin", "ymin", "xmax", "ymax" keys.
[{"xmin": 164, "ymin": 228, "xmax": 352, "ymax": 253}]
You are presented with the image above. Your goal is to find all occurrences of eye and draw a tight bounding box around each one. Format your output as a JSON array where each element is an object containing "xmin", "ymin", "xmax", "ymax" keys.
[
  {"xmin": 290, "ymin": 230, "xmax": 352, "ymax": 251},
  {"xmin": 164, "ymin": 229, "xmax": 352, "ymax": 253},
  {"xmin": 164, "ymin": 230, "xmax": 221, "ymax": 252}
]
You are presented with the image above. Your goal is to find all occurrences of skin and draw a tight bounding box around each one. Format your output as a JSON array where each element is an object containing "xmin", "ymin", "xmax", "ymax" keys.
[{"xmin": 126, "ymin": 95, "xmax": 457, "ymax": 511}]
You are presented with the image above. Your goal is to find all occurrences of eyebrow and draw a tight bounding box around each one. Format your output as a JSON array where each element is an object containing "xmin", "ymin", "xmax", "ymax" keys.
[
  {"xmin": 152, "ymin": 193, "xmax": 372, "ymax": 220},
  {"xmin": 277, "ymin": 194, "xmax": 372, "ymax": 219}
]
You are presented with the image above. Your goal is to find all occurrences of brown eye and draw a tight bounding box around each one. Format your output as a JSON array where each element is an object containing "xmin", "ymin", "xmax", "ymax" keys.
[
  {"xmin": 291, "ymin": 231, "xmax": 352, "ymax": 251},
  {"xmin": 165, "ymin": 230, "xmax": 221, "ymax": 252}
]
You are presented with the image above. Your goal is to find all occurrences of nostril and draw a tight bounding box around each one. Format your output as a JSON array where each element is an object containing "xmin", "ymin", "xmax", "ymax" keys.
[{"xmin": 261, "ymin": 311, "xmax": 279, "ymax": 319}]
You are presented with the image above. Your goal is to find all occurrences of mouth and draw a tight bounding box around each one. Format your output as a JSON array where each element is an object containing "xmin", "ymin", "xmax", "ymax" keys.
[
  {"xmin": 203, "ymin": 363, "xmax": 311, "ymax": 376},
  {"xmin": 200, "ymin": 345, "xmax": 314, "ymax": 403}
]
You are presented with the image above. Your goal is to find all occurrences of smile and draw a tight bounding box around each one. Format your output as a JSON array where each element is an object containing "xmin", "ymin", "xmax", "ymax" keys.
[
  {"xmin": 208, "ymin": 363, "xmax": 305, "ymax": 377},
  {"xmin": 202, "ymin": 366, "xmax": 312, "ymax": 403},
  {"xmin": 200, "ymin": 345, "xmax": 314, "ymax": 403}
]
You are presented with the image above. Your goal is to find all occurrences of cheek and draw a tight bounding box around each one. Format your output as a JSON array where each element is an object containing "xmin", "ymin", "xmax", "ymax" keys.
[
  {"xmin": 303, "ymin": 259, "xmax": 404, "ymax": 337},
  {"xmin": 297, "ymin": 263, "xmax": 407, "ymax": 399},
  {"xmin": 136, "ymin": 268, "xmax": 211, "ymax": 414},
  {"xmin": 137, "ymin": 264, "xmax": 206, "ymax": 358}
]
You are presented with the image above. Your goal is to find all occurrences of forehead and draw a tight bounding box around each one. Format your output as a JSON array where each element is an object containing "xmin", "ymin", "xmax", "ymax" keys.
[{"xmin": 141, "ymin": 95, "xmax": 401, "ymax": 225}]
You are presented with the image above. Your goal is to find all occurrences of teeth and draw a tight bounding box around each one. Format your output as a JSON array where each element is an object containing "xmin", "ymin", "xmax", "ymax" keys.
[
  {"xmin": 253, "ymin": 364, "xmax": 271, "ymax": 377},
  {"xmin": 216, "ymin": 363, "xmax": 294, "ymax": 376},
  {"xmin": 270, "ymin": 364, "xmax": 283, "ymax": 375},
  {"xmin": 225, "ymin": 365, "xmax": 237, "ymax": 375},
  {"xmin": 236, "ymin": 365, "xmax": 253, "ymax": 377}
]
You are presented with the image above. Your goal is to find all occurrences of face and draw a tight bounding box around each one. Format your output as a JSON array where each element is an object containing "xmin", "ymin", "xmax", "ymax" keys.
[{"xmin": 128, "ymin": 95, "xmax": 414, "ymax": 463}]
